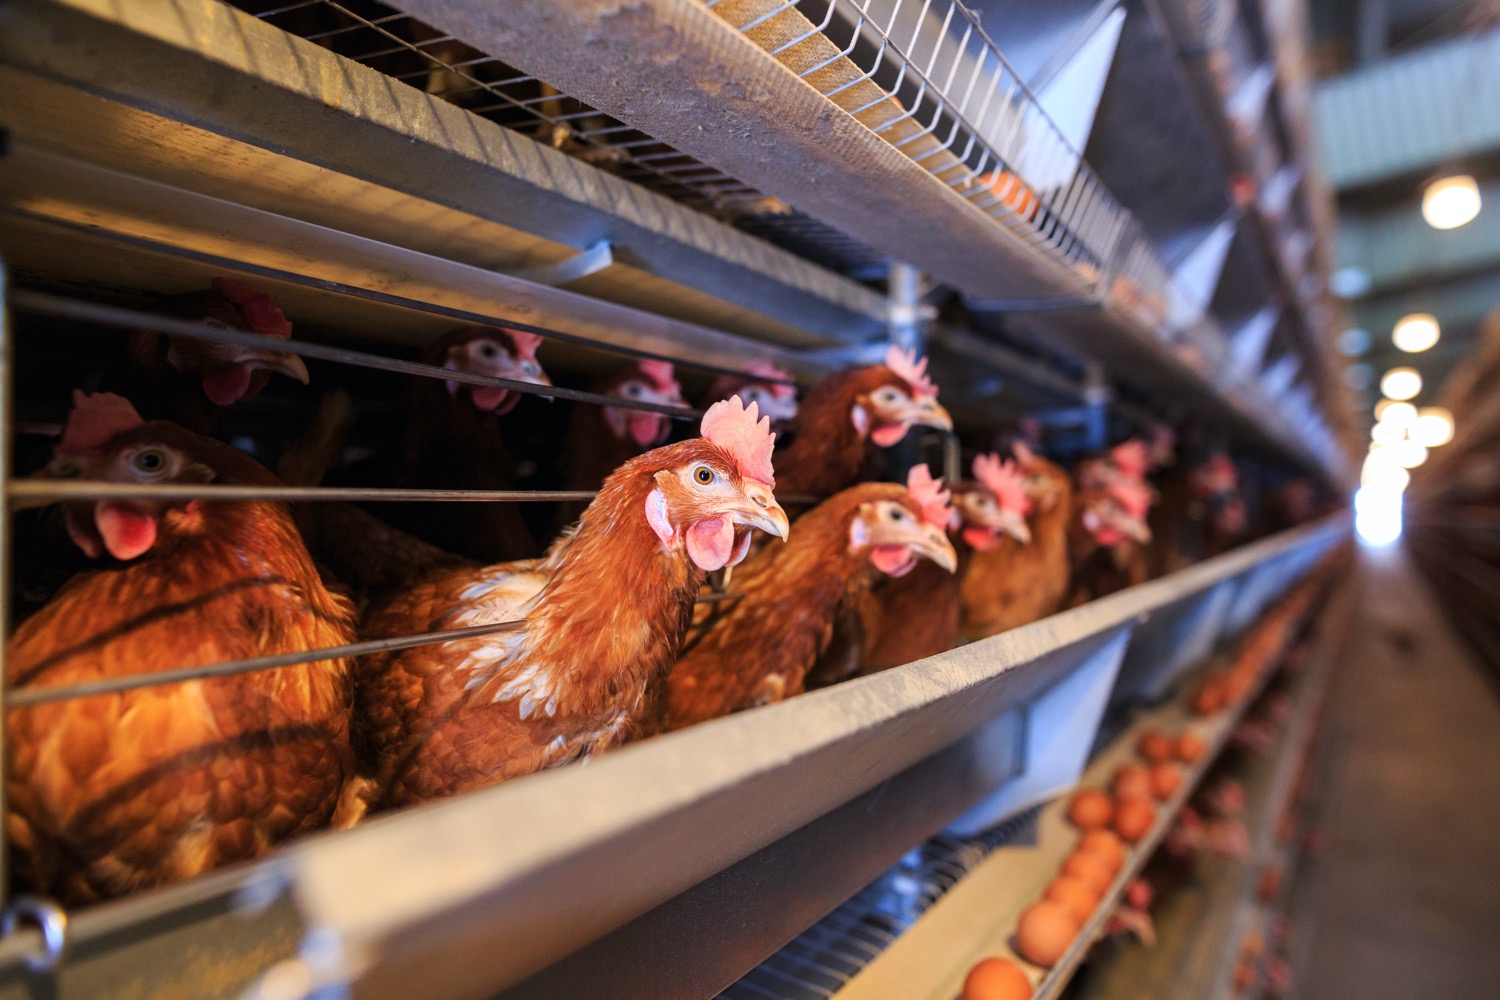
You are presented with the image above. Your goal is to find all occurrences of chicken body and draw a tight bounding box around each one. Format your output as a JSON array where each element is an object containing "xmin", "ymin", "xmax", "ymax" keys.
[
  {"xmin": 664, "ymin": 481, "xmax": 956, "ymax": 729},
  {"xmin": 961, "ymin": 452, "xmax": 1074, "ymax": 638},
  {"xmin": 554, "ymin": 360, "xmax": 686, "ymax": 530},
  {"xmin": 774, "ymin": 359, "xmax": 952, "ymax": 505},
  {"xmin": 6, "ymin": 414, "xmax": 354, "ymax": 903},
  {"xmin": 386, "ymin": 327, "xmax": 551, "ymax": 563},
  {"xmin": 359, "ymin": 426, "xmax": 788, "ymax": 807}
]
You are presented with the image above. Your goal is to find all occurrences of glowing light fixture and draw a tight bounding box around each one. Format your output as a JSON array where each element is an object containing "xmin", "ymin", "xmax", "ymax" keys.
[
  {"xmin": 1374, "ymin": 400, "xmax": 1417, "ymax": 425},
  {"xmin": 1381, "ymin": 367, "xmax": 1422, "ymax": 401},
  {"xmin": 1361, "ymin": 450, "xmax": 1410, "ymax": 491},
  {"xmin": 1355, "ymin": 485, "xmax": 1403, "ymax": 545},
  {"xmin": 1371, "ymin": 420, "xmax": 1406, "ymax": 447},
  {"xmin": 1413, "ymin": 406, "xmax": 1454, "ymax": 448},
  {"xmin": 1422, "ymin": 175, "xmax": 1481, "ymax": 230},
  {"xmin": 1393, "ymin": 313, "xmax": 1440, "ymax": 353},
  {"xmin": 1393, "ymin": 439, "xmax": 1428, "ymax": 469}
]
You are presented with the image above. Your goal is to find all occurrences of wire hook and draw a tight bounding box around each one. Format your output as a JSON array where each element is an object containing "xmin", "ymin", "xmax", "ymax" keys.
[{"xmin": 1, "ymin": 895, "xmax": 68, "ymax": 972}]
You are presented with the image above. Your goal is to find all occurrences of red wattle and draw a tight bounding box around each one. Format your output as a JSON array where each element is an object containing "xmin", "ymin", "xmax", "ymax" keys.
[
  {"xmin": 629, "ymin": 412, "xmax": 668, "ymax": 448},
  {"xmin": 871, "ymin": 422, "xmax": 909, "ymax": 447},
  {"xmin": 870, "ymin": 544, "xmax": 917, "ymax": 577},
  {"xmin": 95, "ymin": 503, "xmax": 158, "ymax": 561},
  {"xmin": 686, "ymin": 516, "xmax": 734, "ymax": 571},
  {"xmin": 963, "ymin": 525, "xmax": 1001, "ymax": 551},
  {"xmin": 202, "ymin": 365, "xmax": 255, "ymax": 406},
  {"xmin": 469, "ymin": 386, "xmax": 512, "ymax": 413}
]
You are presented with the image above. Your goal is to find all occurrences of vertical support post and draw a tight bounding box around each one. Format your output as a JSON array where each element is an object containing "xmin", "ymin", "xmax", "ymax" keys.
[
  {"xmin": 1082, "ymin": 362, "xmax": 1111, "ymax": 452},
  {"xmin": 0, "ymin": 257, "xmax": 11, "ymax": 904},
  {"xmin": 887, "ymin": 262, "xmax": 924, "ymax": 352}
]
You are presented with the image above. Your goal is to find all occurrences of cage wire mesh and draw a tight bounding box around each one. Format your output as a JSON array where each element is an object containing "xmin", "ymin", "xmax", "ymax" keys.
[
  {"xmin": 229, "ymin": 0, "xmax": 1185, "ymax": 301},
  {"xmin": 718, "ymin": 806, "xmax": 1042, "ymax": 1000},
  {"xmin": 230, "ymin": 0, "xmax": 892, "ymax": 276}
]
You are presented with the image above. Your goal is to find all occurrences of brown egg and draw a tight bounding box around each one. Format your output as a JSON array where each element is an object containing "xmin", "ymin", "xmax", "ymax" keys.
[
  {"xmin": 1077, "ymin": 829, "xmax": 1126, "ymax": 872},
  {"xmin": 1067, "ymin": 789, "xmax": 1114, "ymax": 829},
  {"xmin": 1113, "ymin": 798, "xmax": 1156, "ymax": 843},
  {"xmin": 1193, "ymin": 678, "xmax": 1226, "ymax": 716},
  {"xmin": 1176, "ymin": 731, "xmax": 1207, "ymax": 763},
  {"xmin": 1258, "ymin": 866, "xmax": 1283, "ymax": 902},
  {"xmin": 1061, "ymin": 850, "xmax": 1114, "ymax": 893},
  {"xmin": 1150, "ymin": 762, "xmax": 1183, "ymax": 800},
  {"xmin": 1137, "ymin": 730, "xmax": 1173, "ymax": 763},
  {"xmin": 1112, "ymin": 765, "xmax": 1153, "ymax": 801},
  {"xmin": 1045, "ymin": 875, "xmax": 1101, "ymax": 924},
  {"xmin": 1015, "ymin": 900, "xmax": 1080, "ymax": 967},
  {"xmin": 962, "ymin": 957, "xmax": 1033, "ymax": 1000}
]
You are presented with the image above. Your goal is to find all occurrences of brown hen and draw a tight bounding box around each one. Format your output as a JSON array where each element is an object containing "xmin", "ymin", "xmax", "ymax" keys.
[
  {"xmin": 358, "ymin": 397, "xmax": 789, "ymax": 807},
  {"xmin": 6, "ymin": 393, "xmax": 354, "ymax": 903},
  {"xmin": 663, "ymin": 466, "xmax": 957, "ymax": 730},
  {"xmin": 961, "ymin": 443, "xmax": 1075, "ymax": 639}
]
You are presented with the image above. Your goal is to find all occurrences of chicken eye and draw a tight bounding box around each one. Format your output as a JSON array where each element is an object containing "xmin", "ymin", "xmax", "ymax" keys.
[
  {"xmin": 693, "ymin": 466, "xmax": 716, "ymax": 486},
  {"xmin": 876, "ymin": 388, "xmax": 901, "ymax": 405},
  {"xmin": 132, "ymin": 449, "xmax": 168, "ymax": 476},
  {"xmin": 624, "ymin": 383, "xmax": 644, "ymax": 398},
  {"xmin": 476, "ymin": 341, "xmax": 500, "ymax": 360},
  {"xmin": 888, "ymin": 506, "xmax": 906, "ymax": 521}
]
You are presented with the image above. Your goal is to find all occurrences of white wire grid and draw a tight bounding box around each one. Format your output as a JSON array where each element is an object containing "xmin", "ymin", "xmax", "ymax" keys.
[{"xmin": 718, "ymin": 808, "xmax": 1041, "ymax": 1000}]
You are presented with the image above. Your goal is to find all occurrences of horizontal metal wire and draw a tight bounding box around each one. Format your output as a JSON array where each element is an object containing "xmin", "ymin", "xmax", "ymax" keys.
[
  {"xmin": 7, "ymin": 620, "xmax": 526, "ymax": 708},
  {"xmin": 4, "ymin": 482, "xmax": 599, "ymax": 511},
  {"xmin": 11, "ymin": 291, "xmax": 704, "ymax": 420},
  {"xmin": 2, "ymin": 209, "xmax": 802, "ymax": 392},
  {"xmin": 6, "ymin": 482, "xmax": 821, "ymax": 510}
]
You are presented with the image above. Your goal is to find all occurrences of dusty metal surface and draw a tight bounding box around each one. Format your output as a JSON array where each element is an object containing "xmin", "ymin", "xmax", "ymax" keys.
[
  {"xmin": 393, "ymin": 0, "xmax": 1092, "ymax": 301},
  {"xmin": 0, "ymin": 0, "xmax": 887, "ymax": 344}
]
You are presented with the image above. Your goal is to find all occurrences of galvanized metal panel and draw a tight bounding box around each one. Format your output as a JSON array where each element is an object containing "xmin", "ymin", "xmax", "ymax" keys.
[{"xmin": 1314, "ymin": 27, "xmax": 1500, "ymax": 190}]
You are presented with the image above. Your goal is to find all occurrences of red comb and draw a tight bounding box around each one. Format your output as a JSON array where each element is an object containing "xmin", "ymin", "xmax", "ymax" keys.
[
  {"xmin": 1111, "ymin": 439, "xmax": 1150, "ymax": 480},
  {"xmin": 58, "ymin": 391, "xmax": 144, "ymax": 456},
  {"xmin": 708, "ymin": 361, "xmax": 797, "ymax": 404},
  {"xmin": 906, "ymin": 464, "xmax": 953, "ymax": 529},
  {"xmin": 701, "ymin": 395, "xmax": 776, "ymax": 486},
  {"xmin": 210, "ymin": 277, "xmax": 292, "ymax": 339},
  {"xmin": 973, "ymin": 453, "xmax": 1033, "ymax": 516},
  {"xmin": 884, "ymin": 345, "xmax": 937, "ymax": 398},
  {"xmin": 638, "ymin": 358, "xmax": 680, "ymax": 396}
]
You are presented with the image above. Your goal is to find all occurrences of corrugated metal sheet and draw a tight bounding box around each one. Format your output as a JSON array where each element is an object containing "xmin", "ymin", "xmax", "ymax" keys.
[{"xmin": 1314, "ymin": 27, "xmax": 1500, "ymax": 189}]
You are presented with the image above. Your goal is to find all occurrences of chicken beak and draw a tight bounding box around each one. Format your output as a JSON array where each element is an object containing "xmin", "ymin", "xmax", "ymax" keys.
[
  {"xmin": 916, "ymin": 524, "xmax": 959, "ymax": 573},
  {"xmin": 1000, "ymin": 510, "xmax": 1033, "ymax": 545},
  {"xmin": 1116, "ymin": 513, "xmax": 1152, "ymax": 544},
  {"xmin": 732, "ymin": 480, "xmax": 790, "ymax": 542},
  {"xmin": 241, "ymin": 348, "xmax": 310, "ymax": 385},
  {"xmin": 912, "ymin": 397, "xmax": 954, "ymax": 432}
]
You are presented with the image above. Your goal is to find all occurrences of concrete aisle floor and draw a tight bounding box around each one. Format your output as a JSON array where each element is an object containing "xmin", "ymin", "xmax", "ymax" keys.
[{"xmin": 1297, "ymin": 547, "xmax": 1500, "ymax": 1000}]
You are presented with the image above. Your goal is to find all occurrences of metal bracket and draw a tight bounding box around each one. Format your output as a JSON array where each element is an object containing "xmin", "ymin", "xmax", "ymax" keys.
[
  {"xmin": 504, "ymin": 240, "xmax": 613, "ymax": 287},
  {"xmin": 1, "ymin": 896, "xmax": 67, "ymax": 972}
]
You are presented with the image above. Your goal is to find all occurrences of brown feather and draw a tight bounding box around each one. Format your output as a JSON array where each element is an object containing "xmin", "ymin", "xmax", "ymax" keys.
[
  {"xmin": 6, "ymin": 426, "xmax": 355, "ymax": 903},
  {"xmin": 358, "ymin": 440, "xmax": 741, "ymax": 807}
]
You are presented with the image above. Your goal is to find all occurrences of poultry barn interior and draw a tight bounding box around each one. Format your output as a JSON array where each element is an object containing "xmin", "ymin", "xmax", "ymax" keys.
[{"xmin": 1, "ymin": 0, "xmax": 1499, "ymax": 997}]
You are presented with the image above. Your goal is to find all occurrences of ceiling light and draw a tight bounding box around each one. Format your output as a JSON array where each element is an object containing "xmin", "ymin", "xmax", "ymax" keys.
[
  {"xmin": 1361, "ymin": 451, "xmax": 1410, "ymax": 491},
  {"xmin": 1393, "ymin": 439, "xmax": 1428, "ymax": 469},
  {"xmin": 1393, "ymin": 313, "xmax": 1440, "ymax": 353},
  {"xmin": 1381, "ymin": 367, "xmax": 1422, "ymax": 401},
  {"xmin": 1372, "ymin": 420, "xmax": 1406, "ymax": 447},
  {"xmin": 1413, "ymin": 406, "xmax": 1454, "ymax": 448},
  {"xmin": 1422, "ymin": 175, "xmax": 1482, "ymax": 230},
  {"xmin": 1375, "ymin": 400, "xmax": 1417, "ymax": 425},
  {"xmin": 1330, "ymin": 267, "xmax": 1372, "ymax": 298},
  {"xmin": 1337, "ymin": 328, "xmax": 1370, "ymax": 355}
]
